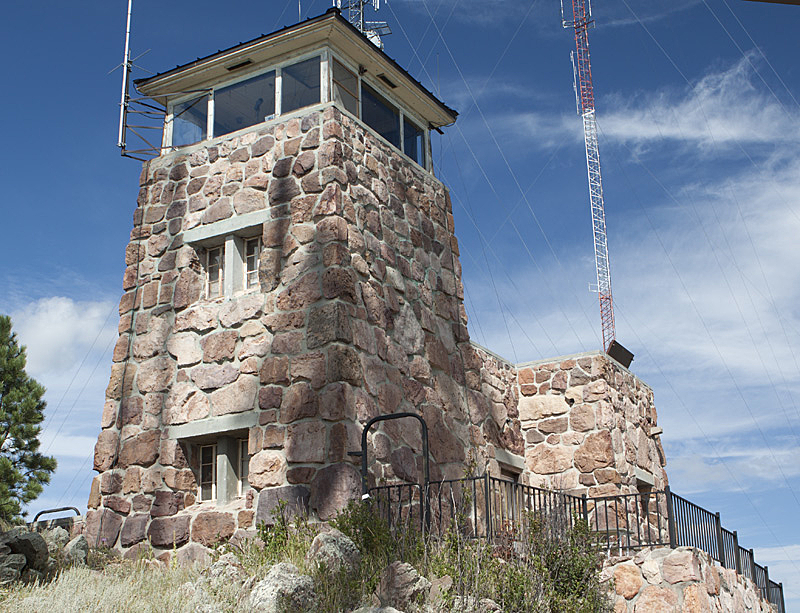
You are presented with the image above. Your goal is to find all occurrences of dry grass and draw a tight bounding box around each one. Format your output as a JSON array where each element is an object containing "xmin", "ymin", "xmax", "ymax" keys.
[{"xmin": 0, "ymin": 560, "xmax": 242, "ymax": 613}]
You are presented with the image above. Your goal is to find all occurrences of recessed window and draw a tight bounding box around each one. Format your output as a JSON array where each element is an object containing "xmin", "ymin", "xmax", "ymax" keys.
[
  {"xmin": 214, "ymin": 71, "xmax": 276, "ymax": 138},
  {"xmin": 403, "ymin": 117, "xmax": 425, "ymax": 167},
  {"xmin": 199, "ymin": 443, "xmax": 217, "ymax": 502},
  {"xmin": 282, "ymin": 57, "xmax": 321, "ymax": 114},
  {"xmin": 332, "ymin": 59, "xmax": 358, "ymax": 116},
  {"xmin": 173, "ymin": 94, "xmax": 208, "ymax": 147},
  {"xmin": 206, "ymin": 246, "xmax": 224, "ymax": 299},
  {"xmin": 244, "ymin": 237, "xmax": 261, "ymax": 290},
  {"xmin": 238, "ymin": 438, "xmax": 250, "ymax": 496}
]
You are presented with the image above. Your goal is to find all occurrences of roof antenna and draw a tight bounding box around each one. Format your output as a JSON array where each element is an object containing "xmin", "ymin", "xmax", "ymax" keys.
[
  {"xmin": 113, "ymin": 0, "xmax": 165, "ymax": 161},
  {"xmin": 333, "ymin": 0, "xmax": 391, "ymax": 48}
]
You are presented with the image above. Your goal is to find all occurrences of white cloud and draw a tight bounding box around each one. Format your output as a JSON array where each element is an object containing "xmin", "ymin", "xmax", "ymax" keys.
[{"xmin": 10, "ymin": 296, "xmax": 117, "ymax": 379}]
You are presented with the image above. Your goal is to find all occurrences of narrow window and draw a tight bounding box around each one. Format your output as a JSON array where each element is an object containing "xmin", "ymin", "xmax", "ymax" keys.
[
  {"xmin": 361, "ymin": 83, "xmax": 400, "ymax": 148},
  {"xmin": 238, "ymin": 439, "xmax": 250, "ymax": 496},
  {"xmin": 172, "ymin": 94, "xmax": 208, "ymax": 147},
  {"xmin": 199, "ymin": 444, "xmax": 217, "ymax": 501},
  {"xmin": 206, "ymin": 246, "xmax": 224, "ymax": 299},
  {"xmin": 213, "ymin": 71, "xmax": 276, "ymax": 138},
  {"xmin": 282, "ymin": 57, "xmax": 321, "ymax": 114},
  {"xmin": 244, "ymin": 237, "xmax": 261, "ymax": 290},
  {"xmin": 403, "ymin": 117, "xmax": 425, "ymax": 167},
  {"xmin": 332, "ymin": 59, "xmax": 358, "ymax": 116}
]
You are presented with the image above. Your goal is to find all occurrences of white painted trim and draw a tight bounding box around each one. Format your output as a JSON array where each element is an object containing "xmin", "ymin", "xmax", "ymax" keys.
[{"xmin": 183, "ymin": 210, "xmax": 269, "ymax": 245}]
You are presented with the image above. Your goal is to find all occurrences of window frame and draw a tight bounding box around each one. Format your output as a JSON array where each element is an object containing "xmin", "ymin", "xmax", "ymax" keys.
[
  {"xmin": 167, "ymin": 50, "xmax": 325, "ymax": 145},
  {"xmin": 198, "ymin": 443, "xmax": 217, "ymax": 502},
  {"xmin": 237, "ymin": 438, "xmax": 250, "ymax": 497}
]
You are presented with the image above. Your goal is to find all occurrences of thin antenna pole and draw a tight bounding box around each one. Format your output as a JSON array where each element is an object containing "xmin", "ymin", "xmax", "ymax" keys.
[
  {"xmin": 299, "ymin": 0, "xmax": 302, "ymax": 21},
  {"xmin": 117, "ymin": 0, "xmax": 133, "ymax": 150}
]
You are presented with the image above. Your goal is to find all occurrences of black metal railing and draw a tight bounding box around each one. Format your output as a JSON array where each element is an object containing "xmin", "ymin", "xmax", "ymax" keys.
[{"xmin": 368, "ymin": 476, "xmax": 785, "ymax": 613}]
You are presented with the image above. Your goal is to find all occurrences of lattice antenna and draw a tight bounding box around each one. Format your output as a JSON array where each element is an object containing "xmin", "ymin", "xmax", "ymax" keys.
[
  {"xmin": 562, "ymin": 0, "xmax": 617, "ymax": 353},
  {"xmin": 333, "ymin": 0, "xmax": 391, "ymax": 48}
]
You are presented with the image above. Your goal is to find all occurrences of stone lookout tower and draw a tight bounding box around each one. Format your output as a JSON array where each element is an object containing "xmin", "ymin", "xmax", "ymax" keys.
[{"xmin": 90, "ymin": 8, "xmax": 668, "ymax": 559}]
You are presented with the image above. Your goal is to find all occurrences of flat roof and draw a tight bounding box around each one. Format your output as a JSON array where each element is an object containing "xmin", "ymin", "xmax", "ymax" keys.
[{"xmin": 135, "ymin": 8, "xmax": 457, "ymax": 129}]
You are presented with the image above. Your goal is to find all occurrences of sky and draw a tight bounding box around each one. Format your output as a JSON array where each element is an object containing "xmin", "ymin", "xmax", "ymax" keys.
[{"xmin": 1, "ymin": 0, "xmax": 798, "ymax": 606}]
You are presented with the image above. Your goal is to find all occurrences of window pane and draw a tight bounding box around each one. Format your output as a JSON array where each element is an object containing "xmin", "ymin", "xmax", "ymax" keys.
[
  {"xmin": 361, "ymin": 83, "xmax": 399, "ymax": 148},
  {"xmin": 403, "ymin": 117, "xmax": 425, "ymax": 166},
  {"xmin": 201, "ymin": 445, "xmax": 214, "ymax": 465},
  {"xmin": 282, "ymin": 57, "xmax": 320, "ymax": 114},
  {"xmin": 214, "ymin": 71, "xmax": 275, "ymax": 138},
  {"xmin": 173, "ymin": 94, "xmax": 208, "ymax": 147},
  {"xmin": 332, "ymin": 59, "xmax": 358, "ymax": 116},
  {"xmin": 201, "ymin": 483, "xmax": 213, "ymax": 500},
  {"xmin": 245, "ymin": 238, "xmax": 260, "ymax": 290},
  {"xmin": 207, "ymin": 247, "xmax": 223, "ymax": 298}
]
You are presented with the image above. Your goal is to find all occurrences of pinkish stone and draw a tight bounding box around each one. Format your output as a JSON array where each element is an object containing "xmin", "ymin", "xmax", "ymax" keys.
[
  {"xmin": 210, "ymin": 375, "xmax": 259, "ymax": 416},
  {"xmin": 309, "ymin": 463, "xmax": 360, "ymax": 521},
  {"xmin": 191, "ymin": 511, "xmax": 236, "ymax": 547},
  {"xmin": 573, "ymin": 430, "xmax": 614, "ymax": 473},
  {"xmin": 662, "ymin": 548, "xmax": 702, "ymax": 584},
  {"xmin": 526, "ymin": 445, "xmax": 573, "ymax": 474},
  {"xmin": 285, "ymin": 422, "xmax": 326, "ymax": 463},
  {"xmin": 614, "ymin": 563, "xmax": 643, "ymax": 600},
  {"xmin": 633, "ymin": 585, "xmax": 678, "ymax": 612},
  {"xmin": 147, "ymin": 515, "xmax": 191, "ymax": 548},
  {"xmin": 201, "ymin": 330, "xmax": 238, "ymax": 363},
  {"xmin": 118, "ymin": 430, "xmax": 161, "ymax": 468},
  {"xmin": 248, "ymin": 450, "xmax": 287, "ymax": 489}
]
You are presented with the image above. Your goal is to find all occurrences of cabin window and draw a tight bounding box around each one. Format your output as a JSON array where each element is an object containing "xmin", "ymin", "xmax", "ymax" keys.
[
  {"xmin": 281, "ymin": 57, "xmax": 321, "ymax": 114},
  {"xmin": 361, "ymin": 83, "xmax": 400, "ymax": 148},
  {"xmin": 172, "ymin": 94, "xmax": 208, "ymax": 147},
  {"xmin": 238, "ymin": 438, "xmax": 250, "ymax": 496},
  {"xmin": 214, "ymin": 71, "xmax": 276, "ymax": 138},
  {"xmin": 332, "ymin": 58, "xmax": 358, "ymax": 116},
  {"xmin": 403, "ymin": 117, "xmax": 425, "ymax": 167}
]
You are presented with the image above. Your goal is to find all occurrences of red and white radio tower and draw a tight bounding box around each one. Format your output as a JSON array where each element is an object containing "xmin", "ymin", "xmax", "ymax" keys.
[{"xmin": 562, "ymin": 0, "xmax": 631, "ymax": 365}]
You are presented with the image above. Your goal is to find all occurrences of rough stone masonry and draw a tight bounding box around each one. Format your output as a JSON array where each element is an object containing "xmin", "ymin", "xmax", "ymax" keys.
[{"xmin": 89, "ymin": 99, "xmax": 668, "ymax": 561}]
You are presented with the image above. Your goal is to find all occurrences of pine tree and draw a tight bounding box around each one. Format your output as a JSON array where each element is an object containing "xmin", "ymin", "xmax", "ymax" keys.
[{"xmin": 0, "ymin": 315, "xmax": 57, "ymax": 522}]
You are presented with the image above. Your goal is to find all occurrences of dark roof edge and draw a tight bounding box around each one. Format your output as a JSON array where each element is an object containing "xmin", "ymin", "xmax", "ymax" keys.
[{"xmin": 134, "ymin": 8, "xmax": 458, "ymax": 121}]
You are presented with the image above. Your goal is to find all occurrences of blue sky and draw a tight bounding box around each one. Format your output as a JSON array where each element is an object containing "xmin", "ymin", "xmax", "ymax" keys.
[{"xmin": 1, "ymin": 0, "xmax": 799, "ymax": 605}]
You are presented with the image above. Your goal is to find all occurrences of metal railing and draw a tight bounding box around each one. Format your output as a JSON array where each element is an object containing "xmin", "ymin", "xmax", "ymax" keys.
[{"xmin": 368, "ymin": 476, "xmax": 785, "ymax": 613}]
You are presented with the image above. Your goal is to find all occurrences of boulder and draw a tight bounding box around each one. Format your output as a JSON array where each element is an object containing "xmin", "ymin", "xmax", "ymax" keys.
[
  {"xmin": 377, "ymin": 561, "xmax": 431, "ymax": 611},
  {"xmin": 305, "ymin": 529, "xmax": 360, "ymax": 574},
  {"xmin": 41, "ymin": 526, "xmax": 69, "ymax": 556},
  {"xmin": 1, "ymin": 529, "xmax": 50, "ymax": 571},
  {"xmin": 0, "ymin": 553, "xmax": 26, "ymax": 584},
  {"xmin": 64, "ymin": 535, "xmax": 89, "ymax": 566},
  {"xmin": 248, "ymin": 562, "xmax": 317, "ymax": 612},
  {"xmin": 206, "ymin": 552, "xmax": 248, "ymax": 586}
]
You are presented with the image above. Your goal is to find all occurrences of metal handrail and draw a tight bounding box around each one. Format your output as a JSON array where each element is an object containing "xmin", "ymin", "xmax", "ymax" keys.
[{"xmin": 367, "ymin": 475, "xmax": 785, "ymax": 612}]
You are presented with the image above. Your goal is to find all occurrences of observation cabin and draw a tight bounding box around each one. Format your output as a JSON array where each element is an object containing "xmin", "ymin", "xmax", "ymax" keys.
[{"xmin": 135, "ymin": 8, "xmax": 458, "ymax": 173}]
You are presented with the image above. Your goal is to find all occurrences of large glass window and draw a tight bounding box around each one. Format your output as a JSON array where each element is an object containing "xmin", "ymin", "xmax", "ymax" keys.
[
  {"xmin": 172, "ymin": 94, "xmax": 208, "ymax": 147},
  {"xmin": 332, "ymin": 59, "xmax": 358, "ymax": 116},
  {"xmin": 361, "ymin": 83, "xmax": 399, "ymax": 148},
  {"xmin": 214, "ymin": 71, "xmax": 275, "ymax": 137},
  {"xmin": 403, "ymin": 117, "xmax": 425, "ymax": 167},
  {"xmin": 282, "ymin": 57, "xmax": 320, "ymax": 114}
]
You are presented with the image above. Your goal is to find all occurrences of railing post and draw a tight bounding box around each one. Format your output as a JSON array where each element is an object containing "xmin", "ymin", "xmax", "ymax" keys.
[
  {"xmin": 714, "ymin": 511, "xmax": 725, "ymax": 567},
  {"xmin": 732, "ymin": 530, "xmax": 741, "ymax": 575},
  {"xmin": 665, "ymin": 486, "xmax": 676, "ymax": 549},
  {"xmin": 484, "ymin": 473, "xmax": 491, "ymax": 540},
  {"xmin": 582, "ymin": 493, "xmax": 589, "ymax": 524},
  {"xmin": 763, "ymin": 565, "xmax": 770, "ymax": 602},
  {"xmin": 779, "ymin": 582, "xmax": 785, "ymax": 613}
]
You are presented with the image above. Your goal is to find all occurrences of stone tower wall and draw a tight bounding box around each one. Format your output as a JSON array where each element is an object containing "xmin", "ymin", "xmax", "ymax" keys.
[{"xmin": 89, "ymin": 104, "xmax": 524, "ymax": 557}]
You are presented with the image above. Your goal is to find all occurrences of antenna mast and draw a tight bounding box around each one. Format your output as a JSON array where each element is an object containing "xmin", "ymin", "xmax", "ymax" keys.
[
  {"xmin": 562, "ymin": 0, "xmax": 616, "ymax": 354},
  {"xmin": 333, "ymin": 0, "xmax": 391, "ymax": 46}
]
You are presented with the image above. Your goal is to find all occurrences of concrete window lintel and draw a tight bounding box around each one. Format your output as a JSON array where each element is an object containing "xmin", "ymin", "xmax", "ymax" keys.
[
  {"xmin": 183, "ymin": 210, "xmax": 269, "ymax": 247},
  {"xmin": 166, "ymin": 412, "xmax": 259, "ymax": 441}
]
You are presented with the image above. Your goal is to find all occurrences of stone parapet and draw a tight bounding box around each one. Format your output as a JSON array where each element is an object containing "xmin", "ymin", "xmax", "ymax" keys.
[{"xmin": 604, "ymin": 546, "xmax": 777, "ymax": 612}]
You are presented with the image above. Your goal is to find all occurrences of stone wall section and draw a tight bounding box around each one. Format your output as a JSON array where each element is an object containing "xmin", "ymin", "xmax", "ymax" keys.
[
  {"xmin": 604, "ymin": 547, "xmax": 776, "ymax": 612},
  {"xmin": 518, "ymin": 353, "xmax": 667, "ymax": 496}
]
